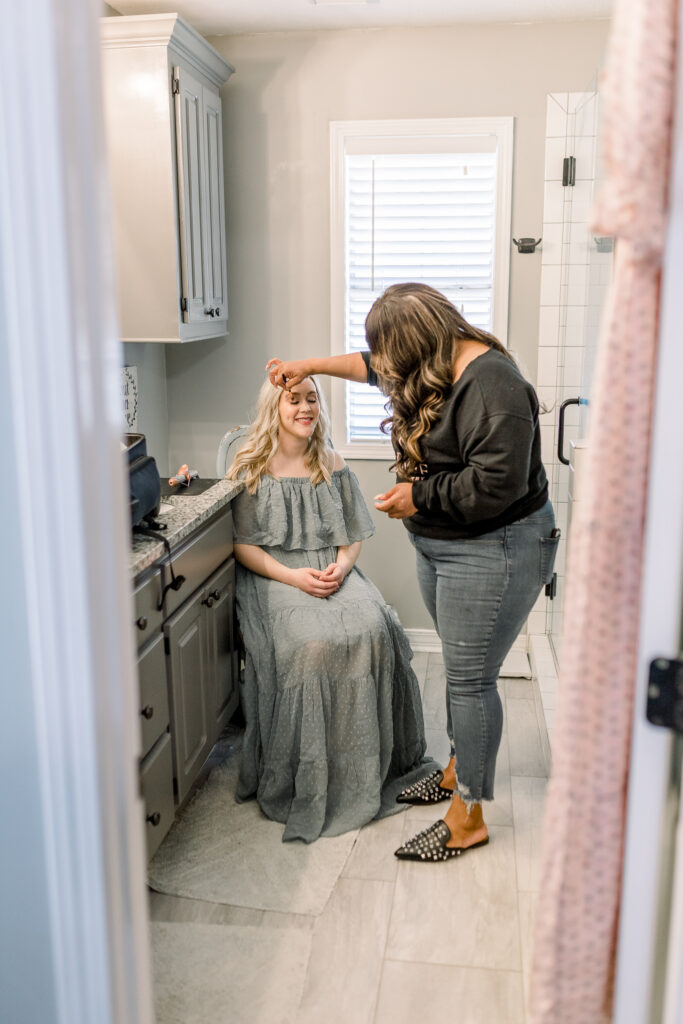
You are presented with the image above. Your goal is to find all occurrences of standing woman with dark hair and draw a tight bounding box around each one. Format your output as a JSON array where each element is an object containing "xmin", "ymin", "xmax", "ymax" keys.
[{"xmin": 267, "ymin": 282, "xmax": 559, "ymax": 863}]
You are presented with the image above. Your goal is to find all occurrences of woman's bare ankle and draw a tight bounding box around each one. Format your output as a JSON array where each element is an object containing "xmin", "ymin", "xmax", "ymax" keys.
[
  {"xmin": 443, "ymin": 793, "xmax": 489, "ymax": 848},
  {"xmin": 440, "ymin": 756, "xmax": 457, "ymax": 789}
]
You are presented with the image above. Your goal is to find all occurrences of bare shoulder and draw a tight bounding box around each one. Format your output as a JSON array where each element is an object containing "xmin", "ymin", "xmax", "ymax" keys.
[{"xmin": 331, "ymin": 449, "xmax": 346, "ymax": 471}]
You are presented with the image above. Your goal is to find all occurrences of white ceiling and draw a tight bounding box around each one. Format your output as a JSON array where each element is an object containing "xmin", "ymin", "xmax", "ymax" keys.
[{"xmin": 108, "ymin": 0, "xmax": 612, "ymax": 38}]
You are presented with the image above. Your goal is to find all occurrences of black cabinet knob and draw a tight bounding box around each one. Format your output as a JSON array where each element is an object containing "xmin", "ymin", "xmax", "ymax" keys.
[
  {"xmin": 146, "ymin": 812, "xmax": 161, "ymax": 827},
  {"xmin": 141, "ymin": 705, "xmax": 154, "ymax": 720},
  {"xmin": 202, "ymin": 596, "xmax": 214, "ymax": 608},
  {"xmin": 211, "ymin": 589, "xmax": 221, "ymax": 601},
  {"xmin": 136, "ymin": 616, "xmax": 148, "ymax": 631},
  {"xmin": 215, "ymin": 307, "xmax": 221, "ymax": 316}
]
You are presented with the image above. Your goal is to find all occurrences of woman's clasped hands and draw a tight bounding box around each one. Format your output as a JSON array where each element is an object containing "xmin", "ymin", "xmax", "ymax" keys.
[{"xmin": 290, "ymin": 562, "xmax": 345, "ymax": 598}]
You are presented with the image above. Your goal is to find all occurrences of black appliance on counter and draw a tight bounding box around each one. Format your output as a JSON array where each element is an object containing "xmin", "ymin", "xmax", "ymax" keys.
[{"xmin": 123, "ymin": 433, "xmax": 161, "ymax": 526}]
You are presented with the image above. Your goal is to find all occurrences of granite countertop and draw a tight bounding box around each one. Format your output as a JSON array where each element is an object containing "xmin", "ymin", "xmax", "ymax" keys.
[{"xmin": 129, "ymin": 478, "xmax": 244, "ymax": 577}]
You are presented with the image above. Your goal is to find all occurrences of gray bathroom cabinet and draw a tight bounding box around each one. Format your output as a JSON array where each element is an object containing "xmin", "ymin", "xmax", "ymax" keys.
[
  {"xmin": 133, "ymin": 505, "xmax": 239, "ymax": 858},
  {"xmin": 101, "ymin": 14, "xmax": 234, "ymax": 343}
]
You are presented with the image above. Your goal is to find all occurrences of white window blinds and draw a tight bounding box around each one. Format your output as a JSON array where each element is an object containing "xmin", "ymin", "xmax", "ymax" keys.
[{"xmin": 344, "ymin": 150, "xmax": 498, "ymax": 445}]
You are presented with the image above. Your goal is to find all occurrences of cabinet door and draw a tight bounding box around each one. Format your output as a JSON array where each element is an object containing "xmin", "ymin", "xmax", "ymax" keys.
[
  {"xmin": 141, "ymin": 732, "xmax": 175, "ymax": 861},
  {"xmin": 137, "ymin": 632, "xmax": 169, "ymax": 760},
  {"xmin": 165, "ymin": 589, "xmax": 212, "ymax": 805},
  {"xmin": 202, "ymin": 85, "xmax": 228, "ymax": 321},
  {"xmin": 203, "ymin": 558, "xmax": 238, "ymax": 734},
  {"xmin": 173, "ymin": 65, "xmax": 209, "ymax": 324}
]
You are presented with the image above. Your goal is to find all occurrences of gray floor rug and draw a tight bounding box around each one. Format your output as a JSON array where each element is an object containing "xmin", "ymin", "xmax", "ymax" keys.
[
  {"xmin": 151, "ymin": 919, "xmax": 312, "ymax": 1024},
  {"xmin": 147, "ymin": 756, "xmax": 359, "ymax": 916}
]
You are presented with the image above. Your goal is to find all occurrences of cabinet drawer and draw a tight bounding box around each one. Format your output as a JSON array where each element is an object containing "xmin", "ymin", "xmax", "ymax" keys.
[
  {"xmin": 141, "ymin": 732, "xmax": 175, "ymax": 861},
  {"xmin": 163, "ymin": 509, "xmax": 233, "ymax": 618},
  {"xmin": 137, "ymin": 633, "xmax": 169, "ymax": 759},
  {"xmin": 133, "ymin": 568, "xmax": 163, "ymax": 648}
]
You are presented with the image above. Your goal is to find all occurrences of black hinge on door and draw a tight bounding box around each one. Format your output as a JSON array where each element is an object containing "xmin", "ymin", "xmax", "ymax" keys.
[
  {"xmin": 562, "ymin": 156, "xmax": 576, "ymax": 186},
  {"xmin": 172, "ymin": 75, "xmax": 180, "ymax": 96},
  {"xmin": 181, "ymin": 297, "xmax": 188, "ymax": 313},
  {"xmin": 545, "ymin": 572, "xmax": 558, "ymax": 599},
  {"xmin": 647, "ymin": 658, "xmax": 683, "ymax": 732}
]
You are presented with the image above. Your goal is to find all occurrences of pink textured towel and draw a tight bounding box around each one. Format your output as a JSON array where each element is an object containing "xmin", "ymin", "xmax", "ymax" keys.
[{"xmin": 529, "ymin": 1, "xmax": 677, "ymax": 1022}]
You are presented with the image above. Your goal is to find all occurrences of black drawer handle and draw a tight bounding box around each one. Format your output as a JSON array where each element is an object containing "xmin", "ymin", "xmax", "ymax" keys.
[
  {"xmin": 202, "ymin": 596, "xmax": 214, "ymax": 608},
  {"xmin": 146, "ymin": 812, "xmax": 161, "ymax": 827},
  {"xmin": 141, "ymin": 705, "xmax": 154, "ymax": 720},
  {"xmin": 211, "ymin": 589, "xmax": 221, "ymax": 601},
  {"xmin": 136, "ymin": 616, "xmax": 148, "ymax": 631}
]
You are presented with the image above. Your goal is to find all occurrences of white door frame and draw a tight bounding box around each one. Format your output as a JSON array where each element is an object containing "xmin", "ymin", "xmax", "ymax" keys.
[
  {"xmin": 613, "ymin": 4, "xmax": 683, "ymax": 1017},
  {"xmin": 0, "ymin": 1, "xmax": 153, "ymax": 1022}
]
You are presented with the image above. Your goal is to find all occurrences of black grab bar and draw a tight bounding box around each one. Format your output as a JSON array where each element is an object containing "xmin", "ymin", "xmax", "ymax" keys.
[{"xmin": 557, "ymin": 397, "xmax": 588, "ymax": 465}]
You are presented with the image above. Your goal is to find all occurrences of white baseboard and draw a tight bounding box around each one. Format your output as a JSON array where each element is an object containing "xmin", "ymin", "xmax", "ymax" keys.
[
  {"xmin": 404, "ymin": 628, "xmax": 442, "ymax": 652},
  {"xmin": 405, "ymin": 628, "xmax": 531, "ymax": 676}
]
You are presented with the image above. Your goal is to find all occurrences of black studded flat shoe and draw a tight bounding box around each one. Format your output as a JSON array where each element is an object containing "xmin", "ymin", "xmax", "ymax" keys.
[
  {"xmin": 396, "ymin": 769, "xmax": 454, "ymax": 805},
  {"xmin": 394, "ymin": 820, "xmax": 490, "ymax": 862}
]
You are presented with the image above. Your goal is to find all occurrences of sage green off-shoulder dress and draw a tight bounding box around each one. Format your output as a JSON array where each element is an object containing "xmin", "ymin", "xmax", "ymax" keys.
[{"xmin": 231, "ymin": 463, "xmax": 437, "ymax": 843}]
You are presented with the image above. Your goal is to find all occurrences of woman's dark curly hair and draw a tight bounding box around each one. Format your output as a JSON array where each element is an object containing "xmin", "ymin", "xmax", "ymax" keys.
[{"xmin": 365, "ymin": 283, "xmax": 515, "ymax": 480}]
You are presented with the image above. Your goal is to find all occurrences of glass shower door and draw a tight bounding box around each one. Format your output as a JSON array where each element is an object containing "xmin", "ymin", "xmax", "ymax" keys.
[{"xmin": 546, "ymin": 82, "xmax": 613, "ymax": 660}]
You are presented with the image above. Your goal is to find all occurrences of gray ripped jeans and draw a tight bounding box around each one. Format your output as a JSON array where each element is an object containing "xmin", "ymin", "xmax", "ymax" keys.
[{"xmin": 409, "ymin": 499, "xmax": 559, "ymax": 804}]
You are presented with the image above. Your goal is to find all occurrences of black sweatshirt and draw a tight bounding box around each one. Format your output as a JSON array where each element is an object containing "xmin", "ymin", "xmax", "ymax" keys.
[{"xmin": 360, "ymin": 348, "xmax": 548, "ymax": 540}]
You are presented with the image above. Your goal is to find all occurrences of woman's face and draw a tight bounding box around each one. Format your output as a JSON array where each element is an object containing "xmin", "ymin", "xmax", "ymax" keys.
[{"xmin": 277, "ymin": 378, "xmax": 320, "ymax": 441}]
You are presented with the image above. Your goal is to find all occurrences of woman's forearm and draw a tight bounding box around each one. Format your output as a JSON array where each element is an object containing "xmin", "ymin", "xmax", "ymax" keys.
[
  {"xmin": 309, "ymin": 353, "xmax": 368, "ymax": 382},
  {"xmin": 267, "ymin": 352, "xmax": 368, "ymax": 387},
  {"xmin": 336, "ymin": 541, "xmax": 362, "ymax": 577},
  {"xmin": 234, "ymin": 543, "xmax": 293, "ymax": 585}
]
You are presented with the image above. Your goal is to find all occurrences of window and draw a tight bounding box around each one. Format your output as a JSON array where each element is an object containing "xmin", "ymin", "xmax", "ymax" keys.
[{"xmin": 330, "ymin": 118, "xmax": 513, "ymax": 458}]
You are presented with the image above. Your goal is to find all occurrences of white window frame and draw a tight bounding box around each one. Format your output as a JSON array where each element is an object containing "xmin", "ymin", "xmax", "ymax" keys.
[{"xmin": 330, "ymin": 116, "xmax": 514, "ymax": 459}]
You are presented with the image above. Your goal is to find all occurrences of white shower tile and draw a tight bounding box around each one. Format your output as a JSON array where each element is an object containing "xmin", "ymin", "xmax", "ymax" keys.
[
  {"xmin": 544, "ymin": 137, "xmax": 567, "ymax": 180},
  {"xmin": 576, "ymin": 93, "xmax": 598, "ymax": 136},
  {"xmin": 575, "ymin": 135, "xmax": 597, "ymax": 179},
  {"xmin": 543, "ymin": 180, "xmax": 565, "ymax": 223},
  {"xmin": 555, "ymin": 502, "xmax": 568, "ymax": 533},
  {"xmin": 540, "ymin": 265, "xmax": 561, "ymax": 306},
  {"xmin": 568, "ymin": 222, "xmax": 590, "ymax": 264},
  {"xmin": 538, "ymin": 305, "xmax": 559, "ymax": 347},
  {"xmin": 563, "ymin": 346, "xmax": 584, "ymax": 388},
  {"xmin": 540, "ymin": 423, "xmax": 556, "ymax": 462},
  {"xmin": 555, "ymin": 541, "xmax": 567, "ymax": 576},
  {"xmin": 537, "ymin": 346, "xmax": 559, "ymax": 387},
  {"xmin": 537, "ymin": 385, "xmax": 556, "ymax": 409},
  {"xmin": 528, "ymin": 610, "xmax": 547, "ymax": 635},
  {"xmin": 546, "ymin": 94, "xmax": 568, "ymax": 137},
  {"xmin": 568, "ymin": 90, "xmax": 592, "ymax": 114},
  {"xmin": 598, "ymin": 256, "xmax": 614, "ymax": 282},
  {"xmin": 567, "ymin": 264, "xmax": 589, "ymax": 305},
  {"xmin": 569, "ymin": 180, "xmax": 594, "ymax": 222},
  {"xmin": 541, "ymin": 222, "xmax": 563, "ymax": 265},
  {"xmin": 564, "ymin": 320, "xmax": 585, "ymax": 347},
  {"xmin": 588, "ymin": 282, "xmax": 608, "ymax": 310}
]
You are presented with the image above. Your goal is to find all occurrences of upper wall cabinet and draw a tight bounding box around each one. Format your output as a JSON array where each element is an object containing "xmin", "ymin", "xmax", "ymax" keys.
[{"xmin": 101, "ymin": 15, "xmax": 234, "ymax": 343}]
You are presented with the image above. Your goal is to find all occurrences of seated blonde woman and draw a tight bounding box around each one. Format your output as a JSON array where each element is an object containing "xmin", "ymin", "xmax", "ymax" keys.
[{"xmin": 225, "ymin": 375, "xmax": 436, "ymax": 843}]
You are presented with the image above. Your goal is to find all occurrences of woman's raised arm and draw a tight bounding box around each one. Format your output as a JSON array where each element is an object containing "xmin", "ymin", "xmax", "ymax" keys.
[{"xmin": 266, "ymin": 352, "xmax": 368, "ymax": 389}]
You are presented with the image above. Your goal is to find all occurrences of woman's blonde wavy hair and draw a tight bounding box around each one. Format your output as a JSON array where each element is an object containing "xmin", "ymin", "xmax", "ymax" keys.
[
  {"xmin": 365, "ymin": 282, "xmax": 516, "ymax": 480},
  {"xmin": 225, "ymin": 376, "xmax": 334, "ymax": 494}
]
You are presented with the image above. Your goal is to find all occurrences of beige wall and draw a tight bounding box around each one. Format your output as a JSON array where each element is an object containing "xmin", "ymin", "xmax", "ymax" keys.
[{"xmin": 165, "ymin": 19, "xmax": 609, "ymax": 628}]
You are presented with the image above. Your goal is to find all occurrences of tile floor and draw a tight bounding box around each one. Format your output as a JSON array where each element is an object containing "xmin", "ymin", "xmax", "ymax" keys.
[{"xmin": 149, "ymin": 650, "xmax": 551, "ymax": 1024}]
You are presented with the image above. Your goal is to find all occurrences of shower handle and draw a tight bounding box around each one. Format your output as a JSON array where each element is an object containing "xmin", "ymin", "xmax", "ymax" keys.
[{"xmin": 557, "ymin": 397, "xmax": 582, "ymax": 466}]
